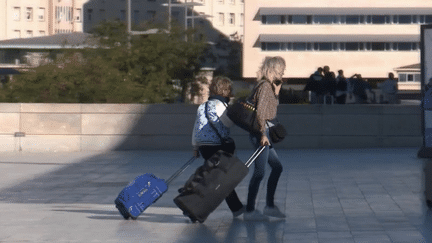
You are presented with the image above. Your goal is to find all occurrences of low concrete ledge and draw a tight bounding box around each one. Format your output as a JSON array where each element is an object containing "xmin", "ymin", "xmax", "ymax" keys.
[{"xmin": 0, "ymin": 103, "xmax": 422, "ymax": 152}]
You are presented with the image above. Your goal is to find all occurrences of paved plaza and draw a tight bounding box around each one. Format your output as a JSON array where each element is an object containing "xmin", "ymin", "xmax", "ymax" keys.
[{"xmin": 0, "ymin": 147, "xmax": 430, "ymax": 243}]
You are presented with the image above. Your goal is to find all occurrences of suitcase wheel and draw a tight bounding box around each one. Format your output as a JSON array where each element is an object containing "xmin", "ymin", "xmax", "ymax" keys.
[
  {"xmin": 427, "ymin": 200, "xmax": 432, "ymax": 209},
  {"xmin": 182, "ymin": 211, "xmax": 197, "ymax": 223},
  {"xmin": 115, "ymin": 200, "xmax": 131, "ymax": 220}
]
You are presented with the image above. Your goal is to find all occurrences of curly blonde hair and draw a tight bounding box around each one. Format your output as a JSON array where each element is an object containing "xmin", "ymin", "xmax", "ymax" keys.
[{"xmin": 257, "ymin": 56, "xmax": 286, "ymax": 82}]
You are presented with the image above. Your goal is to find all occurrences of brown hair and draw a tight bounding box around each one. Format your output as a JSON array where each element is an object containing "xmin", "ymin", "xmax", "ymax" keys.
[{"xmin": 209, "ymin": 76, "xmax": 233, "ymax": 97}]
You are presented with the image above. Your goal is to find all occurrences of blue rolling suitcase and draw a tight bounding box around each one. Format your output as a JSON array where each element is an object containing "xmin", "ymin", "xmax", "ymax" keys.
[{"xmin": 115, "ymin": 156, "xmax": 196, "ymax": 220}]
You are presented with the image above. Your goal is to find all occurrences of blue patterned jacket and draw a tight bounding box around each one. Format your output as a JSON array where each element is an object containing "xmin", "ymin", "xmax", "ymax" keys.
[{"xmin": 192, "ymin": 96, "xmax": 230, "ymax": 148}]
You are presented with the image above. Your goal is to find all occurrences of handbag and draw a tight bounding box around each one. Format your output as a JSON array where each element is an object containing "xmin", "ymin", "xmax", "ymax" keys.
[
  {"xmin": 226, "ymin": 99, "xmax": 260, "ymax": 134},
  {"xmin": 205, "ymin": 102, "xmax": 236, "ymax": 154},
  {"xmin": 267, "ymin": 118, "xmax": 287, "ymax": 144}
]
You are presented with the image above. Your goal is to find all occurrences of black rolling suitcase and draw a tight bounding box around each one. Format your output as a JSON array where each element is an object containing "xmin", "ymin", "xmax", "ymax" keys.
[{"xmin": 173, "ymin": 146, "xmax": 265, "ymax": 223}]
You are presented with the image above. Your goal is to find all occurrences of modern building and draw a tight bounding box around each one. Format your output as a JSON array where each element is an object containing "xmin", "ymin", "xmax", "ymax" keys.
[
  {"xmin": 0, "ymin": 0, "xmax": 88, "ymax": 41},
  {"xmin": 244, "ymin": 0, "xmax": 432, "ymax": 92}
]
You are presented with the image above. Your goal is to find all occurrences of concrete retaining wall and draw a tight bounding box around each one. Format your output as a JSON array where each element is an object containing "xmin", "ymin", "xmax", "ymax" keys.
[{"xmin": 0, "ymin": 103, "xmax": 422, "ymax": 152}]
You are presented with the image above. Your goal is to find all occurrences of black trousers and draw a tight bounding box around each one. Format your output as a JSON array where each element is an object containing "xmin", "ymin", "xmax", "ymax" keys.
[{"xmin": 198, "ymin": 145, "xmax": 244, "ymax": 212}]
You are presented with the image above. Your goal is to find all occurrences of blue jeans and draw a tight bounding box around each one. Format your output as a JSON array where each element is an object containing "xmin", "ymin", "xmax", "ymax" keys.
[{"xmin": 247, "ymin": 131, "xmax": 283, "ymax": 212}]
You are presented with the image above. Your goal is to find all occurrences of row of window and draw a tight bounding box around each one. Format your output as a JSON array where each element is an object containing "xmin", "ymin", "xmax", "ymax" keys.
[
  {"xmin": 132, "ymin": 0, "xmax": 244, "ymax": 4},
  {"xmin": 13, "ymin": 7, "xmax": 45, "ymax": 22},
  {"xmin": 13, "ymin": 6, "xmax": 82, "ymax": 22},
  {"xmin": 261, "ymin": 42, "xmax": 420, "ymax": 51},
  {"xmin": 13, "ymin": 29, "xmax": 72, "ymax": 39},
  {"xmin": 262, "ymin": 14, "xmax": 432, "ymax": 25},
  {"xmin": 184, "ymin": 0, "xmax": 244, "ymax": 4},
  {"xmin": 399, "ymin": 73, "xmax": 420, "ymax": 82},
  {"xmin": 216, "ymin": 12, "xmax": 244, "ymax": 26},
  {"xmin": 13, "ymin": 30, "xmax": 45, "ymax": 39}
]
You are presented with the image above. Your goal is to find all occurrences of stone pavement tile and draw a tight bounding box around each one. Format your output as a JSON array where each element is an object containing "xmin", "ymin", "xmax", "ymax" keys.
[
  {"xmin": 317, "ymin": 231, "xmax": 355, "ymax": 243},
  {"xmin": 386, "ymin": 230, "xmax": 426, "ymax": 243},
  {"xmin": 283, "ymin": 232, "xmax": 318, "ymax": 243},
  {"xmin": 345, "ymin": 215, "xmax": 383, "ymax": 231},
  {"xmin": 375, "ymin": 213, "xmax": 419, "ymax": 231},
  {"xmin": 340, "ymin": 199, "xmax": 374, "ymax": 215},
  {"xmin": 334, "ymin": 185, "xmax": 365, "ymax": 199},
  {"xmin": 351, "ymin": 231, "xmax": 392, "ymax": 243},
  {"xmin": 315, "ymin": 215, "xmax": 350, "ymax": 231},
  {"xmin": 283, "ymin": 216, "xmax": 316, "ymax": 233}
]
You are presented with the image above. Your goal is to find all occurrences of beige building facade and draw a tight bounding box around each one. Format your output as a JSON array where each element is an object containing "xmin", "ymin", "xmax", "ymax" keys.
[
  {"xmin": 182, "ymin": 0, "xmax": 244, "ymax": 41},
  {"xmin": 0, "ymin": 0, "xmax": 88, "ymax": 41},
  {"xmin": 244, "ymin": 0, "xmax": 432, "ymax": 90}
]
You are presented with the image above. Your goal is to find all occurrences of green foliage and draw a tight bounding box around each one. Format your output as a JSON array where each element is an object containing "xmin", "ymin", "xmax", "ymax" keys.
[{"xmin": 1, "ymin": 20, "xmax": 206, "ymax": 103}]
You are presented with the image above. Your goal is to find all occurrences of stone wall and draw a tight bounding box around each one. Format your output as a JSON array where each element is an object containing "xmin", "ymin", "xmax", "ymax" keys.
[{"xmin": 0, "ymin": 103, "xmax": 422, "ymax": 152}]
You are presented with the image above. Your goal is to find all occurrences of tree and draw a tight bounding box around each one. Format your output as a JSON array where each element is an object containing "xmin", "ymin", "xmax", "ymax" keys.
[{"xmin": 2, "ymin": 20, "xmax": 206, "ymax": 103}]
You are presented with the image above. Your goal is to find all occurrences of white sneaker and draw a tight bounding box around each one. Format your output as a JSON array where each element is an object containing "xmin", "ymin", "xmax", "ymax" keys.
[
  {"xmin": 243, "ymin": 210, "xmax": 269, "ymax": 221},
  {"xmin": 263, "ymin": 206, "xmax": 286, "ymax": 218}
]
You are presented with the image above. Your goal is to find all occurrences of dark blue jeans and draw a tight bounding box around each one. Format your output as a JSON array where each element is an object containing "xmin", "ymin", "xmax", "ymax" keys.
[{"xmin": 246, "ymin": 131, "xmax": 283, "ymax": 212}]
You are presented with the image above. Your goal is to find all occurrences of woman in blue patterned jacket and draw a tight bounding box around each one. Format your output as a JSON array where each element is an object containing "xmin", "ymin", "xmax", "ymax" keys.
[{"xmin": 190, "ymin": 76, "xmax": 245, "ymax": 218}]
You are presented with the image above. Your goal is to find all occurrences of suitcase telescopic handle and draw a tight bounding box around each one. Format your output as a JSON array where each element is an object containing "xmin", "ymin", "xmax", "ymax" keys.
[
  {"xmin": 165, "ymin": 156, "xmax": 197, "ymax": 185},
  {"xmin": 245, "ymin": 146, "xmax": 266, "ymax": 168}
]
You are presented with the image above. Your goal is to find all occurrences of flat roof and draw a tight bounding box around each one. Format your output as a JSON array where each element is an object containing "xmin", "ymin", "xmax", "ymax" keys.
[{"xmin": 0, "ymin": 32, "xmax": 95, "ymax": 49}]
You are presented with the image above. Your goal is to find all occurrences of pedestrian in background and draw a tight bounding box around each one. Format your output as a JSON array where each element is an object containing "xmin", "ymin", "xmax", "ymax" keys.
[
  {"xmin": 348, "ymin": 74, "xmax": 372, "ymax": 104},
  {"xmin": 304, "ymin": 67, "xmax": 324, "ymax": 104},
  {"xmin": 335, "ymin": 70, "xmax": 348, "ymax": 104},
  {"xmin": 243, "ymin": 56, "xmax": 286, "ymax": 221},
  {"xmin": 379, "ymin": 72, "xmax": 398, "ymax": 104}
]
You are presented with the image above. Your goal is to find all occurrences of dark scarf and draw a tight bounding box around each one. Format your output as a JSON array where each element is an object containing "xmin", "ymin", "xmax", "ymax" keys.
[{"xmin": 208, "ymin": 95, "xmax": 229, "ymax": 104}]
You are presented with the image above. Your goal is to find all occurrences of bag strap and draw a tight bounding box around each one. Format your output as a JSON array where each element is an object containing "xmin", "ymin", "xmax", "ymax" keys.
[{"xmin": 205, "ymin": 101, "xmax": 225, "ymax": 144}]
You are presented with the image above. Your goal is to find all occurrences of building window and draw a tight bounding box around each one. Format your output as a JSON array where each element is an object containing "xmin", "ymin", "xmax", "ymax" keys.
[
  {"xmin": 88, "ymin": 9, "xmax": 93, "ymax": 21},
  {"xmin": 289, "ymin": 15, "xmax": 312, "ymax": 24},
  {"xmin": 366, "ymin": 15, "xmax": 390, "ymax": 24},
  {"xmin": 218, "ymin": 12, "xmax": 224, "ymax": 26},
  {"xmin": 120, "ymin": 10, "xmax": 126, "ymax": 21},
  {"xmin": 344, "ymin": 15, "xmax": 364, "ymax": 24},
  {"xmin": 100, "ymin": 9, "xmax": 106, "ymax": 21},
  {"xmin": 13, "ymin": 30, "xmax": 21, "ymax": 39},
  {"xmin": 240, "ymin": 13, "xmax": 244, "ymax": 26},
  {"xmin": 172, "ymin": 11, "xmax": 180, "ymax": 20},
  {"xmin": 313, "ymin": 15, "xmax": 338, "ymax": 24},
  {"xmin": 13, "ymin": 7, "xmax": 20, "ymax": 21},
  {"xmin": 75, "ymin": 8, "xmax": 82, "ymax": 22},
  {"xmin": 26, "ymin": 30, "xmax": 33, "ymax": 38},
  {"xmin": 134, "ymin": 10, "xmax": 140, "ymax": 24},
  {"xmin": 261, "ymin": 42, "xmax": 281, "ymax": 51},
  {"xmin": 39, "ymin": 31, "xmax": 46, "ymax": 36},
  {"xmin": 218, "ymin": 0, "xmax": 224, "ymax": 4},
  {"xmin": 229, "ymin": 13, "xmax": 235, "ymax": 25},
  {"xmin": 399, "ymin": 73, "xmax": 421, "ymax": 82},
  {"xmin": 396, "ymin": 15, "xmax": 413, "ymax": 24},
  {"xmin": 26, "ymin": 8, "xmax": 33, "ymax": 21},
  {"xmin": 146, "ymin": 11, "xmax": 156, "ymax": 21},
  {"xmin": 229, "ymin": 0, "xmax": 235, "ymax": 4},
  {"xmin": 38, "ymin": 8, "xmax": 45, "ymax": 21}
]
